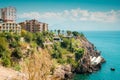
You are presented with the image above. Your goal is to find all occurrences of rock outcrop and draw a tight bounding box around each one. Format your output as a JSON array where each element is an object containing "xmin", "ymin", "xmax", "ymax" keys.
[
  {"xmin": 53, "ymin": 65, "xmax": 74, "ymax": 79},
  {"xmin": 53, "ymin": 37, "xmax": 105, "ymax": 79},
  {"xmin": 75, "ymin": 37, "xmax": 105, "ymax": 73},
  {"xmin": 0, "ymin": 66, "xmax": 27, "ymax": 80}
]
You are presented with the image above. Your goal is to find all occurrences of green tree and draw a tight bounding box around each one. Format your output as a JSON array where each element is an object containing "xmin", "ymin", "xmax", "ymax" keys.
[
  {"xmin": 72, "ymin": 31, "xmax": 79, "ymax": 36},
  {"xmin": 69, "ymin": 38, "xmax": 74, "ymax": 52},
  {"xmin": 79, "ymin": 32, "xmax": 84, "ymax": 37}
]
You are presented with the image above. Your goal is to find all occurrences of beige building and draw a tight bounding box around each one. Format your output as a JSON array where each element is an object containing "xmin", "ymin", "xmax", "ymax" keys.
[
  {"xmin": 0, "ymin": 22, "xmax": 21, "ymax": 33},
  {"xmin": 43, "ymin": 23, "xmax": 48, "ymax": 31},
  {"xmin": 19, "ymin": 19, "xmax": 48, "ymax": 32}
]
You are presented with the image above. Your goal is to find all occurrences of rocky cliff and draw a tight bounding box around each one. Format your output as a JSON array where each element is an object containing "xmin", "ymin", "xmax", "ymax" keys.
[
  {"xmin": 75, "ymin": 37, "xmax": 105, "ymax": 74},
  {"xmin": 53, "ymin": 36, "xmax": 105, "ymax": 79}
]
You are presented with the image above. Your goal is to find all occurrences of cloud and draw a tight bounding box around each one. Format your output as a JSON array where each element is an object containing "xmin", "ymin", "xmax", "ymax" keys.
[
  {"xmin": 89, "ymin": 11, "xmax": 117, "ymax": 22},
  {"xmin": 19, "ymin": 12, "xmax": 41, "ymax": 19},
  {"xmin": 18, "ymin": 8, "xmax": 120, "ymax": 23}
]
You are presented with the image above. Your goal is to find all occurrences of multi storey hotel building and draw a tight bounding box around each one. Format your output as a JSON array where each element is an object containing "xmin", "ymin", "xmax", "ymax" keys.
[
  {"xmin": 19, "ymin": 19, "xmax": 48, "ymax": 33},
  {"xmin": 0, "ymin": 6, "xmax": 21, "ymax": 33}
]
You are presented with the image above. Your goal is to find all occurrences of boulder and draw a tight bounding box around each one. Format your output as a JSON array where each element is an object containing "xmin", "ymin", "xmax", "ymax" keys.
[{"xmin": 53, "ymin": 65, "xmax": 73, "ymax": 79}]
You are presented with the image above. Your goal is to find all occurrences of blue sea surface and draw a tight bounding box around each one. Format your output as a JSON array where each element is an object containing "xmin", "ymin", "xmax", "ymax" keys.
[{"xmin": 74, "ymin": 31, "xmax": 120, "ymax": 80}]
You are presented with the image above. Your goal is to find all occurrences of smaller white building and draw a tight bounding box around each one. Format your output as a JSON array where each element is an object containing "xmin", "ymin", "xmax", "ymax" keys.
[
  {"xmin": 53, "ymin": 37, "xmax": 63, "ymax": 42},
  {"xmin": 91, "ymin": 56, "xmax": 102, "ymax": 65}
]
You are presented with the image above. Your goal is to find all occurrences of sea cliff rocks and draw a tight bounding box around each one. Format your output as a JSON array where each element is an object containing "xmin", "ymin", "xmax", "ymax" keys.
[
  {"xmin": 53, "ymin": 38, "xmax": 105, "ymax": 79},
  {"xmin": 53, "ymin": 65, "xmax": 73, "ymax": 79},
  {"xmin": 75, "ymin": 39, "xmax": 105, "ymax": 73}
]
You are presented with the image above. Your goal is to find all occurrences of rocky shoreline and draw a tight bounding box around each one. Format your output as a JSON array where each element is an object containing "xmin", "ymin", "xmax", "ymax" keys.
[{"xmin": 53, "ymin": 37, "xmax": 105, "ymax": 79}]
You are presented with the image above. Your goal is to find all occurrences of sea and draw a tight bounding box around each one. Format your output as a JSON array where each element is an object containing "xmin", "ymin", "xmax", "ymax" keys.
[{"xmin": 74, "ymin": 31, "xmax": 120, "ymax": 80}]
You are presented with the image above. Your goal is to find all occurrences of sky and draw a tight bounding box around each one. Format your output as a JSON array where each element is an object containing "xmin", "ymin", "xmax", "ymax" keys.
[{"xmin": 0, "ymin": 0, "xmax": 120, "ymax": 31}]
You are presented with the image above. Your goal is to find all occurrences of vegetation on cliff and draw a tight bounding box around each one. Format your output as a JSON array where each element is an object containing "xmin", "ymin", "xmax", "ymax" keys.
[{"xmin": 0, "ymin": 30, "xmax": 104, "ymax": 80}]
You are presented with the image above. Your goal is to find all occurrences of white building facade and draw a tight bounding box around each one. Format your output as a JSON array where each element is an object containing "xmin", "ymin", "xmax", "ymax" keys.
[
  {"xmin": 0, "ymin": 6, "xmax": 21, "ymax": 33},
  {"xmin": 0, "ymin": 6, "xmax": 16, "ymax": 22},
  {"xmin": 0, "ymin": 22, "xmax": 21, "ymax": 33}
]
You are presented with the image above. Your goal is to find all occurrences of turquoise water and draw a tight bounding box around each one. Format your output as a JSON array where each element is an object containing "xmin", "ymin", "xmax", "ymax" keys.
[{"xmin": 74, "ymin": 31, "xmax": 120, "ymax": 80}]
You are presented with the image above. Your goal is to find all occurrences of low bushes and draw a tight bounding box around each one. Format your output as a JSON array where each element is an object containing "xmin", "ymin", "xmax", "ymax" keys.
[
  {"xmin": 75, "ymin": 48, "xmax": 84, "ymax": 61},
  {"xmin": 11, "ymin": 47, "xmax": 23, "ymax": 59}
]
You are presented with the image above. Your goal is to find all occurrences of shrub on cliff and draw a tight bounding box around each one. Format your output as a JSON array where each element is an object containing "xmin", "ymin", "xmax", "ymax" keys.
[
  {"xmin": 5, "ymin": 33, "xmax": 13, "ymax": 42},
  {"xmin": 57, "ymin": 58, "xmax": 66, "ymax": 64},
  {"xmin": 14, "ymin": 35, "xmax": 20, "ymax": 41},
  {"xmin": 36, "ymin": 34, "xmax": 45, "ymax": 48},
  {"xmin": 24, "ymin": 32, "xmax": 33, "ymax": 42},
  {"xmin": 9, "ymin": 41, "xmax": 19, "ymax": 48},
  {"xmin": 21, "ymin": 29, "xmax": 27, "ymax": 37},
  {"xmin": 52, "ymin": 51, "xmax": 62, "ymax": 59},
  {"xmin": 75, "ymin": 48, "xmax": 84, "ymax": 61},
  {"xmin": 52, "ymin": 43, "xmax": 63, "ymax": 59},
  {"xmin": 2, "ymin": 57, "xmax": 11, "ymax": 67},
  {"xmin": 14, "ymin": 64, "xmax": 21, "ymax": 71},
  {"xmin": 61, "ymin": 38, "xmax": 70, "ymax": 48},
  {"xmin": 0, "ymin": 37, "xmax": 9, "ymax": 57},
  {"xmin": 67, "ymin": 58, "xmax": 78, "ymax": 68},
  {"xmin": 11, "ymin": 47, "xmax": 23, "ymax": 59}
]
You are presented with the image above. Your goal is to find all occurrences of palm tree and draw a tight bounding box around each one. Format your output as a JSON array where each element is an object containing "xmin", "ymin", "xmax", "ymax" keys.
[
  {"xmin": 67, "ymin": 30, "xmax": 71, "ymax": 36},
  {"xmin": 54, "ymin": 29, "xmax": 57, "ymax": 34},
  {"xmin": 57, "ymin": 29, "xmax": 60, "ymax": 35},
  {"xmin": 62, "ymin": 30, "xmax": 64, "ymax": 35},
  {"xmin": 50, "ymin": 30, "xmax": 53, "ymax": 33}
]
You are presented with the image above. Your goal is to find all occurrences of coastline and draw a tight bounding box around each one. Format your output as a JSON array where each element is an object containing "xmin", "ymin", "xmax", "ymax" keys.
[
  {"xmin": 0, "ymin": 31, "xmax": 105, "ymax": 80},
  {"xmin": 53, "ymin": 34, "xmax": 105, "ymax": 79},
  {"xmin": 74, "ymin": 31, "xmax": 120, "ymax": 80}
]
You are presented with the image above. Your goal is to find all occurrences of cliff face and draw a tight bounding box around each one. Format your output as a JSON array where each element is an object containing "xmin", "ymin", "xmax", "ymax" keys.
[
  {"xmin": 75, "ymin": 37, "xmax": 105, "ymax": 73},
  {"xmin": 53, "ymin": 36, "xmax": 105, "ymax": 79}
]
